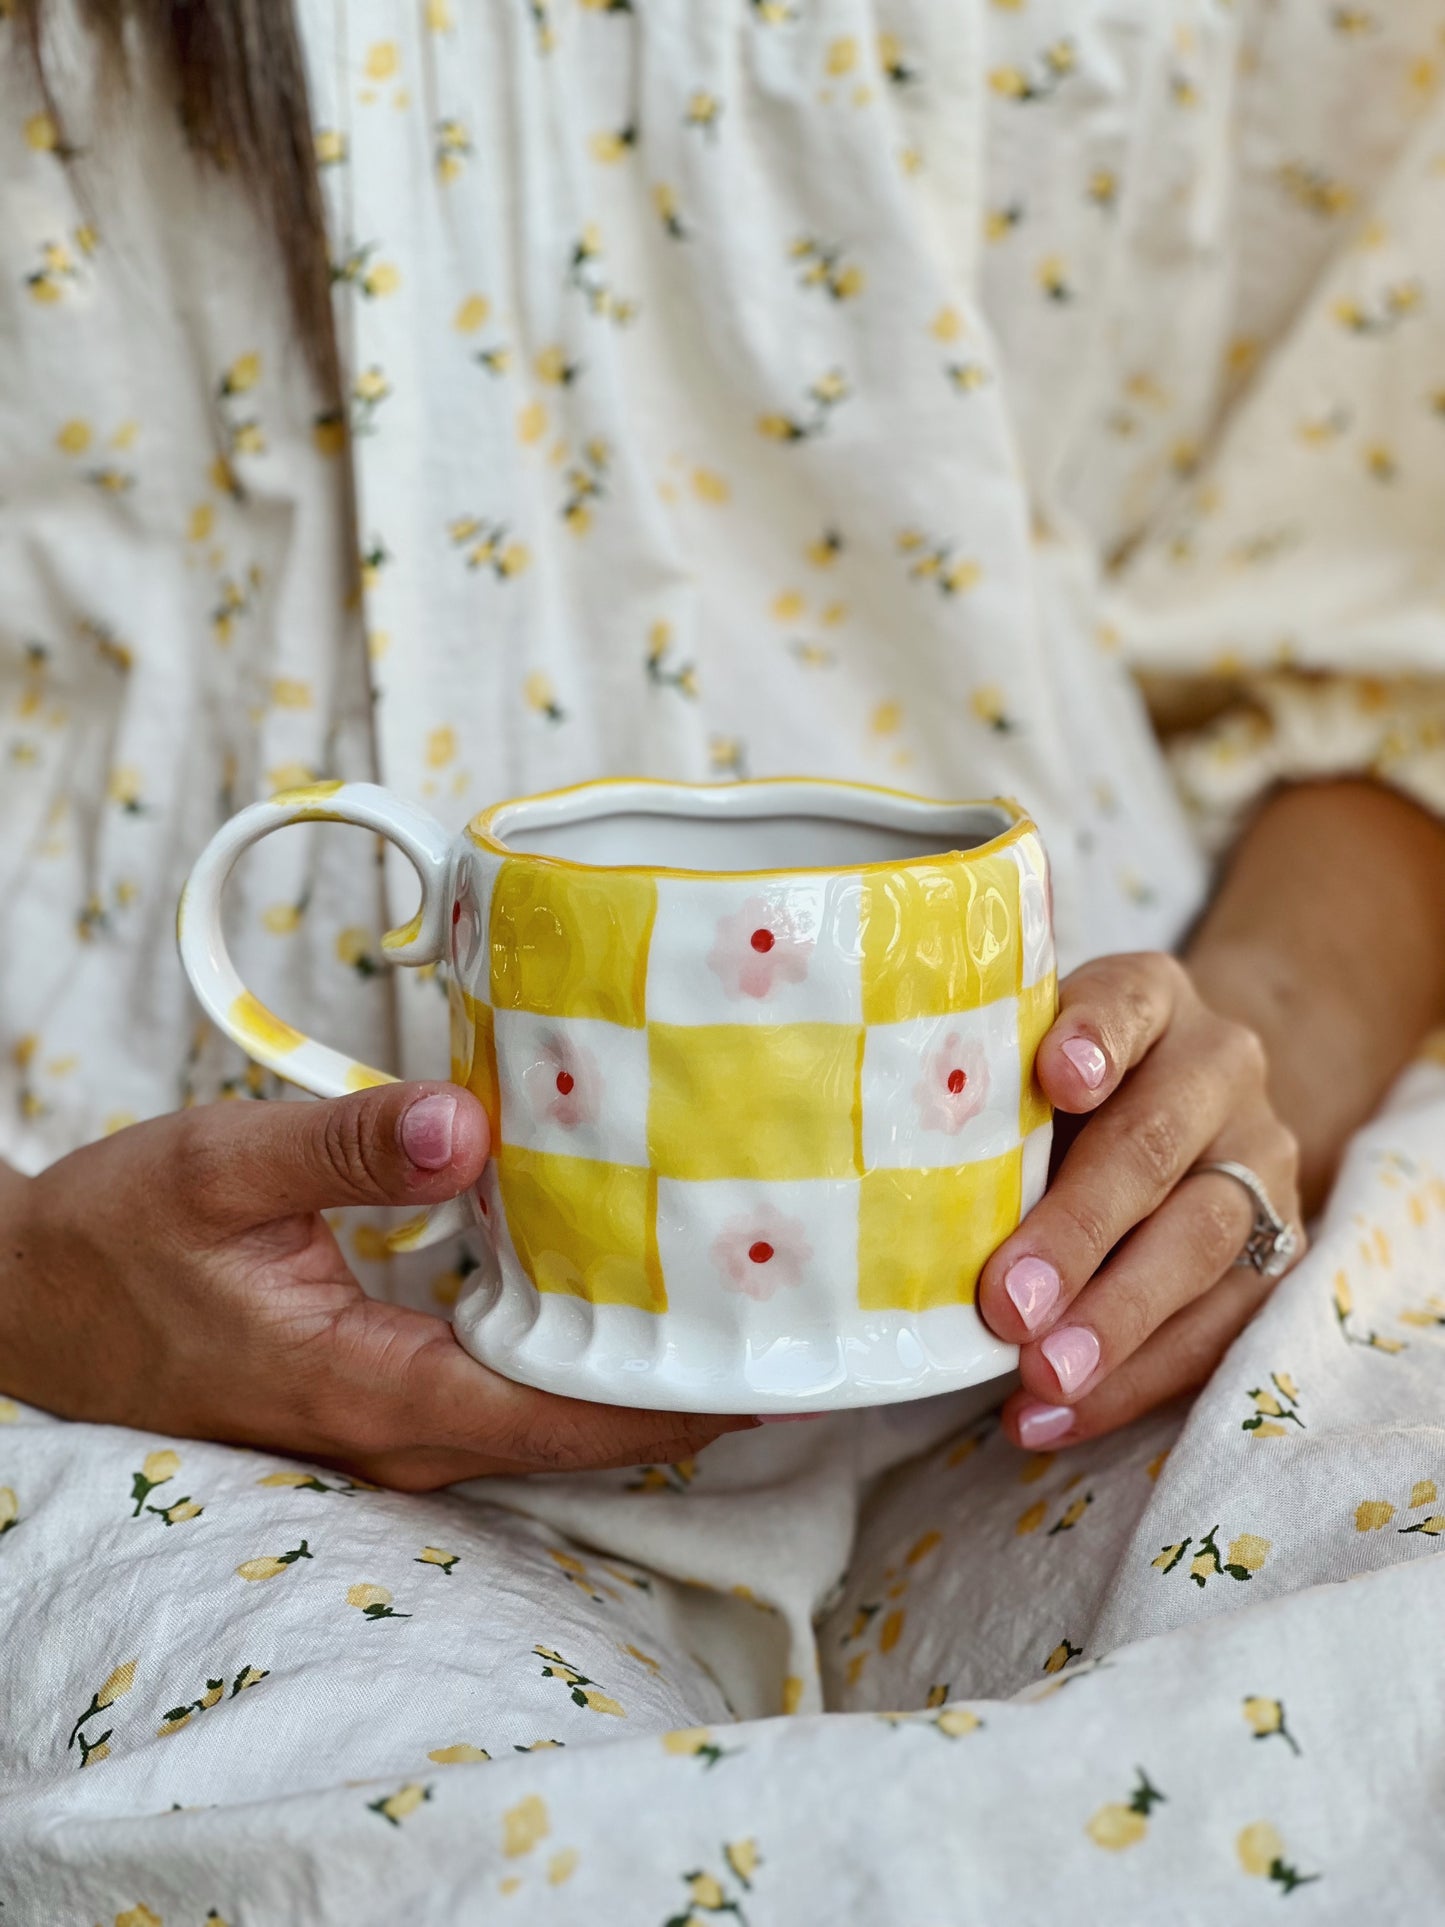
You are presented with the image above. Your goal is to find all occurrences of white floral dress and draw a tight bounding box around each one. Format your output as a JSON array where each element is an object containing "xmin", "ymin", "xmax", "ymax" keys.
[{"xmin": 3, "ymin": 2, "xmax": 1445, "ymax": 1920}]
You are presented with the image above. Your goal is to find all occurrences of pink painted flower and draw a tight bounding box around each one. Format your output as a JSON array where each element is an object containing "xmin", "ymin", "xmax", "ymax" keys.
[
  {"xmin": 711, "ymin": 1203, "xmax": 814, "ymax": 1302},
  {"xmin": 706, "ymin": 896, "xmax": 813, "ymax": 1001},
  {"xmin": 913, "ymin": 1031, "xmax": 990, "ymax": 1134},
  {"xmin": 523, "ymin": 1029, "xmax": 602, "ymax": 1131}
]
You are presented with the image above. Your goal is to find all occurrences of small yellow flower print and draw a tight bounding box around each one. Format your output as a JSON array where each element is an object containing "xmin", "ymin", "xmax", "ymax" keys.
[
  {"xmin": 691, "ymin": 466, "xmax": 729, "ymax": 504},
  {"xmin": 1049, "ymin": 1492, "xmax": 1093, "ymax": 1536},
  {"xmin": 1243, "ymin": 1696, "xmax": 1301, "ymax": 1755},
  {"xmin": 351, "ymin": 366, "xmax": 392, "ymax": 436},
  {"xmin": 435, "ymin": 118, "xmax": 473, "ymax": 180},
  {"xmin": 222, "ymin": 353, "xmax": 261, "ymax": 397},
  {"xmin": 1355, "ymin": 1499, "xmax": 1395, "ymax": 1531},
  {"xmin": 646, "ymin": 624, "xmax": 698, "ymax": 699},
  {"xmin": 369, "ymin": 1781, "xmax": 432, "ymax": 1826},
  {"xmin": 256, "ymin": 1468, "xmax": 366, "ymax": 1495},
  {"xmin": 426, "ymin": 0, "xmax": 455, "ymax": 28},
  {"xmin": 114, "ymin": 1909, "xmax": 162, "ymax": 1927},
  {"xmin": 590, "ymin": 123, "xmax": 638, "ymax": 164},
  {"xmin": 661, "ymin": 1727, "xmax": 737, "ymax": 1768},
  {"xmin": 503, "ymin": 1793, "xmax": 550, "ymax": 1856},
  {"xmin": 791, "ymin": 237, "xmax": 866, "ymax": 301},
  {"xmin": 1037, "ymin": 254, "xmax": 1074, "ymax": 302},
  {"xmin": 236, "ymin": 1540, "xmax": 312, "ymax": 1582},
  {"xmin": 1278, "ymin": 162, "xmax": 1355, "ymax": 217},
  {"xmin": 1243, "ymin": 1372, "xmax": 1305, "ymax": 1435},
  {"xmin": 757, "ymin": 371, "xmax": 850, "ymax": 443},
  {"xmin": 684, "ymin": 90, "xmax": 723, "ymax": 136},
  {"xmin": 364, "ymin": 41, "xmax": 400, "ymax": 81},
  {"xmin": 1332, "ymin": 282, "xmax": 1422, "ymax": 335},
  {"xmin": 416, "ymin": 1546, "xmax": 461, "ymax": 1575},
  {"xmin": 1088, "ymin": 168, "xmax": 1118, "ymax": 210},
  {"xmin": 454, "ymin": 293, "xmax": 491, "ymax": 333},
  {"xmin": 55, "ymin": 418, "xmax": 91, "ymax": 455},
  {"xmin": 989, "ymin": 41, "xmax": 1077, "ymax": 104},
  {"xmin": 68, "ymin": 1657, "xmax": 139, "ymax": 1766},
  {"xmin": 347, "ymin": 1582, "xmax": 411, "ymax": 1621},
  {"xmin": 548, "ymin": 1848, "xmax": 580, "ymax": 1885},
  {"xmin": 878, "ymin": 32, "xmax": 916, "ymax": 84},
  {"xmin": 130, "ymin": 1448, "xmax": 180, "ymax": 1516},
  {"xmin": 157, "ymin": 1664, "xmax": 267, "ymax": 1738},
  {"xmin": 1044, "ymin": 1638, "xmax": 1083, "ymax": 1675},
  {"xmin": 1237, "ymin": 1822, "xmax": 1320, "ymax": 1892},
  {"xmin": 652, "ymin": 182, "xmax": 689, "ymax": 240},
  {"xmin": 1333, "ymin": 1268, "xmax": 1406, "ymax": 1352},
  {"xmin": 523, "ymin": 670, "xmax": 562, "ymax": 719},
  {"xmin": 314, "ymin": 128, "xmax": 347, "ymax": 166},
  {"xmin": 535, "ymin": 1645, "xmax": 626, "ymax": 1714},
  {"xmin": 0, "ymin": 1487, "xmax": 18, "ymax": 1538},
  {"xmin": 429, "ymin": 1743, "xmax": 490, "ymax": 1763},
  {"xmin": 1085, "ymin": 1771, "xmax": 1165, "ymax": 1850},
  {"xmin": 535, "ymin": 344, "xmax": 581, "ymax": 387}
]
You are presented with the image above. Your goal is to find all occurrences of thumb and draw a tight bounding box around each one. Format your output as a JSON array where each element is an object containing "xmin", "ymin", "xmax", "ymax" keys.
[{"xmin": 187, "ymin": 1081, "xmax": 490, "ymax": 1226}]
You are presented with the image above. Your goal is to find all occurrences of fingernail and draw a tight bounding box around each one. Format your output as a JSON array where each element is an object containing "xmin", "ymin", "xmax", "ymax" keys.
[
  {"xmin": 1017, "ymin": 1402, "xmax": 1075, "ymax": 1449},
  {"xmin": 1040, "ymin": 1324, "xmax": 1101, "ymax": 1396},
  {"xmin": 1061, "ymin": 1036, "xmax": 1108, "ymax": 1091},
  {"xmin": 756, "ymin": 1413, "xmax": 826, "ymax": 1424},
  {"xmin": 1003, "ymin": 1255, "xmax": 1060, "ymax": 1332},
  {"xmin": 400, "ymin": 1093, "xmax": 457, "ymax": 1170}
]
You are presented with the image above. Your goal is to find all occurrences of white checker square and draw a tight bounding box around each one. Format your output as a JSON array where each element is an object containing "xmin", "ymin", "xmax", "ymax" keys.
[
  {"xmin": 861, "ymin": 1000, "xmax": 1022, "ymax": 1171},
  {"xmin": 491, "ymin": 1008, "xmax": 649, "ymax": 1165},
  {"xmin": 655, "ymin": 1174, "xmax": 860, "ymax": 1350},
  {"xmin": 1014, "ymin": 836, "xmax": 1055, "ymax": 990},
  {"xmin": 1021, "ymin": 1122, "xmax": 1053, "ymax": 1215},
  {"xmin": 645, "ymin": 872, "xmax": 863, "ymax": 1027}
]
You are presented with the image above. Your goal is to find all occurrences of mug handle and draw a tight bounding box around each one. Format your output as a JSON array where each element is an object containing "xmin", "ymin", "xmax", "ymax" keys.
[{"xmin": 176, "ymin": 780, "xmax": 473, "ymax": 1254}]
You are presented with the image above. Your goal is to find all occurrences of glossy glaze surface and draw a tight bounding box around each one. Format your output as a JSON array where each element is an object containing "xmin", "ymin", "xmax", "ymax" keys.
[{"xmin": 452, "ymin": 779, "xmax": 1056, "ymax": 1410}]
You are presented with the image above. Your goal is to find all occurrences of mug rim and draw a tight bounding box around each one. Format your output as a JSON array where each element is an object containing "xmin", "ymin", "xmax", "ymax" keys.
[{"xmin": 464, "ymin": 775, "xmax": 1036, "ymax": 880}]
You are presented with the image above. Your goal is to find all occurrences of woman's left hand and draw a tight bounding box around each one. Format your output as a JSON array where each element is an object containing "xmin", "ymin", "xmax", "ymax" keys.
[{"xmin": 977, "ymin": 951, "xmax": 1305, "ymax": 1450}]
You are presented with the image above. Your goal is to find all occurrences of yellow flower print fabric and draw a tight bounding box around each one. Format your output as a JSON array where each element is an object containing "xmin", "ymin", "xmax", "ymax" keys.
[{"xmin": 3, "ymin": 0, "xmax": 1445, "ymax": 1916}]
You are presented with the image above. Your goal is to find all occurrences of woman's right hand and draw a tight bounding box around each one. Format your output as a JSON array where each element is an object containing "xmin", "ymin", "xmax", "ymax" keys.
[{"xmin": 0, "ymin": 1084, "xmax": 753, "ymax": 1488}]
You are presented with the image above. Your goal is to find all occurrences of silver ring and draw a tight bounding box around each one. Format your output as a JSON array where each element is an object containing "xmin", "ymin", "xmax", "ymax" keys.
[{"xmin": 1190, "ymin": 1160, "xmax": 1301, "ymax": 1280}]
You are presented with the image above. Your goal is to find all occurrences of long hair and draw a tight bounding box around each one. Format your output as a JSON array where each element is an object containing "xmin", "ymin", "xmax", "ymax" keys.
[{"xmin": 15, "ymin": 1, "xmax": 335, "ymax": 386}]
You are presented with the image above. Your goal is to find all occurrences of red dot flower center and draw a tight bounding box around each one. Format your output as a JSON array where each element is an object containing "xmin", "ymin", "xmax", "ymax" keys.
[
  {"xmin": 947, "ymin": 1067, "xmax": 967, "ymax": 1094},
  {"xmin": 555, "ymin": 1070, "xmax": 575, "ymax": 1096},
  {"xmin": 748, "ymin": 1240, "xmax": 775, "ymax": 1264},
  {"xmin": 750, "ymin": 927, "xmax": 775, "ymax": 953}
]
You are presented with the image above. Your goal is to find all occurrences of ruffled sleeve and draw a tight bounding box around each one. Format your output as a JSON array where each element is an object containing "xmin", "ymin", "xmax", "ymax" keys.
[{"xmin": 1109, "ymin": 92, "xmax": 1445, "ymax": 848}]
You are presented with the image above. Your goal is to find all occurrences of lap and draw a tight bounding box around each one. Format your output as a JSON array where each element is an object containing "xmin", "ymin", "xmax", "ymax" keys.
[{"xmin": 0, "ymin": 1413, "xmax": 726, "ymax": 1818}]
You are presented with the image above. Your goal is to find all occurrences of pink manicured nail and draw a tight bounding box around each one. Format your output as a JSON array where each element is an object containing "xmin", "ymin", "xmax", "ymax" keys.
[
  {"xmin": 400, "ymin": 1093, "xmax": 458, "ymax": 1169},
  {"xmin": 1061, "ymin": 1036, "xmax": 1108, "ymax": 1090},
  {"xmin": 1017, "ymin": 1402, "xmax": 1075, "ymax": 1448},
  {"xmin": 1003, "ymin": 1255, "xmax": 1060, "ymax": 1331},
  {"xmin": 1040, "ymin": 1324, "xmax": 1101, "ymax": 1396},
  {"xmin": 756, "ymin": 1414, "xmax": 825, "ymax": 1424}
]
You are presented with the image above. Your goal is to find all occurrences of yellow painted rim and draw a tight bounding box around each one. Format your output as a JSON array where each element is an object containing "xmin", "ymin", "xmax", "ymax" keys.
[{"xmin": 464, "ymin": 776, "xmax": 1037, "ymax": 881}]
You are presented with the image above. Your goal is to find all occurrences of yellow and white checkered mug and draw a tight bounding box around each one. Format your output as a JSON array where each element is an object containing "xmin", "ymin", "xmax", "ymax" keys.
[{"xmin": 178, "ymin": 777, "xmax": 1056, "ymax": 1413}]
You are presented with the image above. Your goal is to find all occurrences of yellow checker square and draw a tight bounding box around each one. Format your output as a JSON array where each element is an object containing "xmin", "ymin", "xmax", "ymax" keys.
[
  {"xmin": 648, "ymin": 1021, "xmax": 864, "ymax": 1182},
  {"xmin": 1018, "ymin": 972, "xmax": 1058, "ymax": 1137},
  {"xmin": 489, "ymin": 858, "xmax": 656, "ymax": 1028},
  {"xmin": 860, "ymin": 852, "xmax": 1022, "ymax": 1026},
  {"xmin": 456, "ymin": 990, "xmax": 500, "ymax": 1138},
  {"xmin": 496, "ymin": 1144, "xmax": 665, "ymax": 1313},
  {"xmin": 857, "ymin": 1149, "xmax": 1022, "ymax": 1312}
]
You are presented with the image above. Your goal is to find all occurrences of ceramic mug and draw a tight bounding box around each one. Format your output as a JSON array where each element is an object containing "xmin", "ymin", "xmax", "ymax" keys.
[{"xmin": 178, "ymin": 777, "xmax": 1056, "ymax": 1413}]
